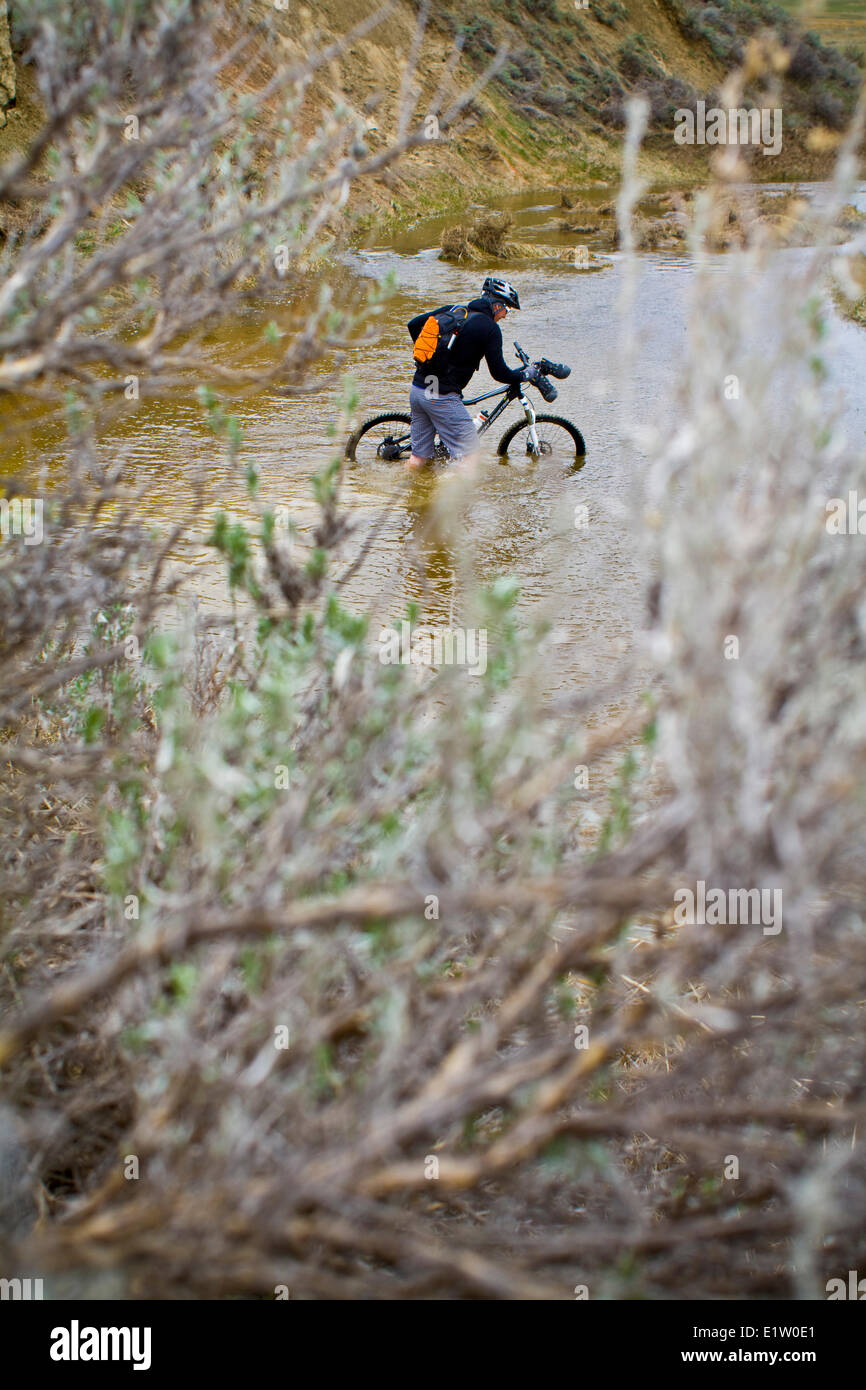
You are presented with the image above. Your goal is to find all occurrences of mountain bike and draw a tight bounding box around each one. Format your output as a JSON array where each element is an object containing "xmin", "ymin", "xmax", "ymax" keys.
[{"xmin": 345, "ymin": 342, "xmax": 586, "ymax": 466}]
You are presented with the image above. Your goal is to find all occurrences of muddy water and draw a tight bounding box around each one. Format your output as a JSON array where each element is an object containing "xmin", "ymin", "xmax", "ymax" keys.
[{"xmin": 5, "ymin": 185, "xmax": 866, "ymax": 700}]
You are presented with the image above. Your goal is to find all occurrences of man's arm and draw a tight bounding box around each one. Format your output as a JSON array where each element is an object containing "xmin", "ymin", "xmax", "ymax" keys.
[{"xmin": 483, "ymin": 320, "xmax": 525, "ymax": 386}]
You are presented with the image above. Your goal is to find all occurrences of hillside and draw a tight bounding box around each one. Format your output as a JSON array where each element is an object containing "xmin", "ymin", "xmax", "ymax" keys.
[
  {"xmin": 0, "ymin": 1, "xmax": 862, "ymax": 229},
  {"xmin": 267, "ymin": 0, "xmax": 863, "ymax": 225}
]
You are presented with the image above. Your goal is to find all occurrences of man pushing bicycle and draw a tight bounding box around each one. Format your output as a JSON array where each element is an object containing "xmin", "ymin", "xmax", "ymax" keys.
[
  {"xmin": 405, "ymin": 276, "xmax": 542, "ymax": 472},
  {"xmin": 343, "ymin": 284, "xmax": 581, "ymax": 467}
]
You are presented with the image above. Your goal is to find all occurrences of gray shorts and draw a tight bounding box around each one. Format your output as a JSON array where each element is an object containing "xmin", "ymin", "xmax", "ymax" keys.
[{"xmin": 409, "ymin": 383, "xmax": 479, "ymax": 460}]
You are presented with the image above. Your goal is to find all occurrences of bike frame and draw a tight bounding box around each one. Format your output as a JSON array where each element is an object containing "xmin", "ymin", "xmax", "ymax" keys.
[
  {"xmin": 462, "ymin": 383, "xmax": 541, "ymax": 454},
  {"xmin": 384, "ymin": 383, "xmax": 540, "ymax": 458},
  {"xmin": 374, "ymin": 344, "xmax": 546, "ymax": 458}
]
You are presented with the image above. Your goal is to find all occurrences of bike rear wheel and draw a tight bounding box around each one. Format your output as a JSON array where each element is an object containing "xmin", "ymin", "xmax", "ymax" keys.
[
  {"xmin": 497, "ymin": 414, "xmax": 586, "ymax": 463},
  {"xmin": 345, "ymin": 413, "xmax": 412, "ymax": 464}
]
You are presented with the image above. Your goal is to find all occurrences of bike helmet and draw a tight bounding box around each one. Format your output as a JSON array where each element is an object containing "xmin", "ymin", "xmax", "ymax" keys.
[{"xmin": 481, "ymin": 276, "xmax": 520, "ymax": 310}]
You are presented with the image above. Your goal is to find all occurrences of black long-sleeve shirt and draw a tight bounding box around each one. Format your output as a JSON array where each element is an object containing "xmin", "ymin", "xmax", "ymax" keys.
[{"xmin": 407, "ymin": 298, "xmax": 525, "ymax": 397}]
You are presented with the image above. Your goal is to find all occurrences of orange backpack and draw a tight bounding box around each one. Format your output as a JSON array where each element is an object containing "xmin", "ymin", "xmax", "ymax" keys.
[{"xmin": 412, "ymin": 305, "xmax": 472, "ymax": 365}]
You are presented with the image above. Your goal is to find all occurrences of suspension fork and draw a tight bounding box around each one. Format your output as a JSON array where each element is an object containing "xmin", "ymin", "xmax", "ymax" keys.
[{"xmin": 519, "ymin": 393, "xmax": 540, "ymax": 452}]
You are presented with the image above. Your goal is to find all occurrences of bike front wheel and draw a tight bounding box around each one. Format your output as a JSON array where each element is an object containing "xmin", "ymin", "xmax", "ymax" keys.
[
  {"xmin": 345, "ymin": 413, "xmax": 412, "ymax": 464},
  {"xmin": 497, "ymin": 414, "xmax": 586, "ymax": 463}
]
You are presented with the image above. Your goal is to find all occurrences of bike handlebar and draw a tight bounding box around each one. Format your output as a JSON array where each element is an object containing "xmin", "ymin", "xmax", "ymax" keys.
[
  {"xmin": 536, "ymin": 357, "xmax": 571, "ymax": 380},
  {"xmin": 512, "ymin": 342, "xmax": 570, "ymax": 402},
  {"xmin": 512, "ymin": 343, "xmax": 563, "ymax": 403}
]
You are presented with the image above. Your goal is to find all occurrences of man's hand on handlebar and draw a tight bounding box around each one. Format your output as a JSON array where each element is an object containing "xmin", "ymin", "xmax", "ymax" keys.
[
  {"xmin": 512, "ymin": 344, "xmax": 568, "ymax": 402},
  {"xmin": 519, "ymin": 361, "xmax": 558, "ymax": 403}
]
